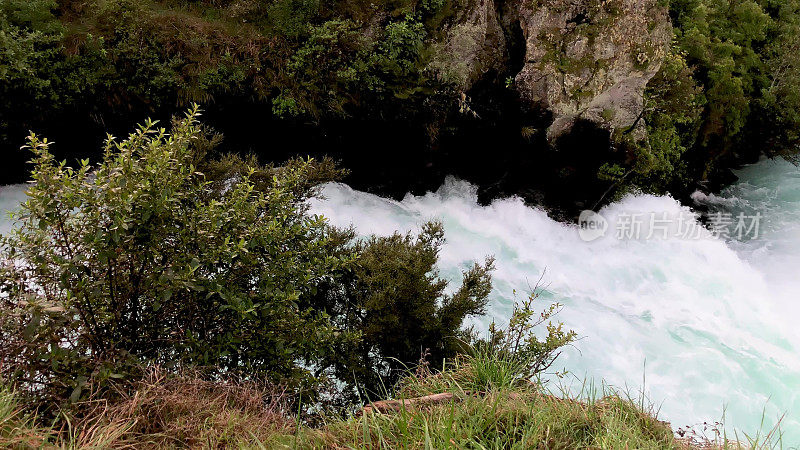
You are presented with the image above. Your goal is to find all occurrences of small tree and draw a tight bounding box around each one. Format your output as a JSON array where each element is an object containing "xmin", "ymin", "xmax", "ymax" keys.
[
  {"xmin": 463, "ymin": 289, "xmax": 577, "ymax": 392},
  {"xmin": 313, "ymin": 222, "xmax": 495, "ymax": 403},
  {"xmin": 0, "ymin": 107, "xmax": 355, "ymax": 408},
  {"xmin": 395, "ymin": 288, "xmax": 577, "ymax": 396}
]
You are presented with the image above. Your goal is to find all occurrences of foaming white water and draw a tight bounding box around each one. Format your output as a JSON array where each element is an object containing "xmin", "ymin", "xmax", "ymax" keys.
[
  {"xmin": 0, "ymin": 184, "xmax": 27, "ymax": 235},
  {"xmin": 310, "ymin": 165, "xmax": 800, "ymax": 442}
]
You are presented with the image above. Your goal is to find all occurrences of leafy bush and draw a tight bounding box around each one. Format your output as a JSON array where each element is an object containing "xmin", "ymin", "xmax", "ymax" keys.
[
  {"xmin": 391, "ymin": 289, "xmax": 575, "ymax": 400},
  {"xmin": 0, "ymin": 0, "xmax": 64, "ymax": 138},
  {"xmin": 374, "ymin": 14, "xmax": 426, "ymax": 79},
  {"xmin": 265, "ymin": 0, "xmax": 320, "ymax": 37},
  {"xmin": 0, "ymin": 107, "xmax": 356, "ymax": 409},
  {"xmin": 314, "ymin": 223, "xmax": 495, "ymax": 402},
  {"xmin": 633, "ymin": 46, "xmax": 704, "ymax": 191},
  {"xmin": 0, "ymin": 0, "xmax": 114, "ymax": 153},
  {"xmin": 0, "ymin": 108, "xmax": 500, "ymax": 418},
  {"xmin": 670, "ymin": 0, "xmax": 771, "ymax": 143},
  {"xmin": 646, "ymin": 0, "xmax": 800, "ymax": 180},
  {"xmin": 466, "ymin": 291, "xmax": 576, "ymax": 392},
  {"xmin": 274, "ymin": 11, "xmax": 443, "ymax": 118},
  {"xmin": 276, "ymin": 19, "xmax": 371, "ymax": 117},
  {"xmin": 0, "ymin": 0, "xmax": 61, "ymax": 33},
  {"xmin": 596, "ymin": 0, "xmax": 800, "ymax": 196}
]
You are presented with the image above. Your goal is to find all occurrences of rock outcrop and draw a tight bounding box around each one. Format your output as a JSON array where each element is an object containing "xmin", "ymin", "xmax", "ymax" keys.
[
  {"xmin": 430, "ymin": 0, "xmax": 672, "ymax": 141},
  {"xmin": 426, "ymin": 0, "xmax": 508, "ymax": 91},
  {"xmin": 512, "ymin": 0, "xmax": 671, "ymax": 140}
]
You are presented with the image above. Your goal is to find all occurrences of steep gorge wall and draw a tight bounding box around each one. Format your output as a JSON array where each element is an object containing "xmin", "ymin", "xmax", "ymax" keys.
[
  {"xmin": 429, "ymin": 0, "xmax": 672, "ymax": 143},
  {"xmin": 0, "ymin": 0, "xmax": 673, "ymax": 213}
]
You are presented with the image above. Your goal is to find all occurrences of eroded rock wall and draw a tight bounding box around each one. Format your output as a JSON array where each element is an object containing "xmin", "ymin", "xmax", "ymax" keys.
[
  {"xmin": 430, "ymin": 0, "xmax": 672, "ymax": 141},
  {"xmin": 512, "ymin": 0, "xmax": 671, "ymax": 140},
  {"xmin": 427, "ymin": 0, "xmax": 509, "ymax": 90}
]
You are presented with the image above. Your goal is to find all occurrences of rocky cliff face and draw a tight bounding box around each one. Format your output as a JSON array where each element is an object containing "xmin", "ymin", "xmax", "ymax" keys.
[
  {"xmin": 430, "ymin": 0, "xmax": 672, "ymax": 142},
  {"xmin": 513, "ymin": 0, "xmax": 671, "ymax": 140},
  {"xmin": 426, "ymin": 0, "xmax": 508, "ymax": 91}
]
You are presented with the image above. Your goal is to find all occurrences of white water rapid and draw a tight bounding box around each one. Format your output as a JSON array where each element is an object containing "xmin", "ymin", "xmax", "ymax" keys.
[{"xmin": 309, "ymin": 158, "xmax": 800, "ymax": 442}]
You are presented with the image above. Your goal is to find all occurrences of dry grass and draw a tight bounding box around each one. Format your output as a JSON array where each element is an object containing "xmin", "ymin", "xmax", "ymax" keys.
[
  {"xmin": 85, "ymin": 367, "xmax": 293, "ymax": 448},
  {"xmin": 0, "ymin": 386, "xmax": 52, "ymax": 449},
  {"xmin": 2, "ymin": 365, "xmax": 784, "ymax": 449},
  {"xmin": 2, "ymin": 367, "xmax": 294, "ymax": 449}
]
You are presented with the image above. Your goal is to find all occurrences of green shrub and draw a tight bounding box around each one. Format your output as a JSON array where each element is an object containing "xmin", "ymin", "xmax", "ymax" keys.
[
  {"xmin": 374, "ymin": 14, "xmax": 426, "ymax": 79},
  {"xmin": 602, "ymin": 0, "xmax": 800, "ymax": 195},
  {"xmin": 277, "ymin": 19, "xmax": 371, "ymax": 117},
  {"xmin": 0, "ymin": 107, "xmax": 501, "ymax": 417},
  {"xmin": 265, "ymin": 0, "xmax": 320, "ymax": 37},
  {"xmin": 0, "ymin": 0, "xmax": 63, "ymax": 138},
  {"xmin": 392, "ymin": 290, "xmax": 576, "ymax": 400},
  {"xmin": 470, "ymin": 291, "xmax": 576, "ymax": 392},
  {"xmin": 0, "ymin": 0, "xmax": 112, "ymax": 146},
  {"xmin": 669, "ymin": 0, "xmax": 771, "ymax": 141},
  {"xmin": 0, "ymin": 107, "xmax": 357, "ymax": 409},
  {"xmin": 0, "ymin": 8, "xmax": 61, "ymax": 100},
  {"xmin": 312, "ymin": 222, "xmax": 495, "ymax": 404},
  {"xmin": 649, "ymin": 0, "xmax": 800, "ymax": 177},
  {"xmin": 0, "ymin": 0, "xmax": 61, "ymax": 33},
  {"xmin": 275, "ymin": 12, "xmax": 440, "ymax": 118},
  {"xmin": 634, "ymin": 46, "xmax": 703, "ymax": 189}
]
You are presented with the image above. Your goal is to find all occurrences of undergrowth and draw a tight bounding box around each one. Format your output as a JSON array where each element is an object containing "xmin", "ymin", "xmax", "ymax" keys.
[
  {"xmin": 0, "ymin": 291, "xmax": 785, "ymax": 449},
  {"xmin": 0, "ymin": 365, "xmax": 786, "ymax": 449}
]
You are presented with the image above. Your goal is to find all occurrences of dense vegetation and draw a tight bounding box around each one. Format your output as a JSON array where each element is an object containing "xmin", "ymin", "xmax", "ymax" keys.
[
  {"xmin": 0, "ymin": 0, "xmax": 456, "ymax": 144},
  {"xmin": 600, "ymin": 0, "xmax": 800, "ymax": 195},
  {"xmin": 0, "ymin": 0, "xmax": 800, "ymax": 200},
  {"xmin": 0, "ymin": 108, "xmax": 503, "ymax": 414},
  {"xmin": 3, "ymin": 0, "xmax": 800, "ymax": 204}
]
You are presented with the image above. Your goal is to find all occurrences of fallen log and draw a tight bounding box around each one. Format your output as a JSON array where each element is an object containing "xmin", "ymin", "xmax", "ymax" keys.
[
  {"xmin": 359, "ymin": 388, "xmax": 555, "ymax": 416},
  {"xmin": 361, "ymin": 392, "xmax": 457, "ymax": 415}
]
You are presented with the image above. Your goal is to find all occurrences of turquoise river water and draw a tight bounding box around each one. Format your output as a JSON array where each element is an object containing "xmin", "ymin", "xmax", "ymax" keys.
[{"xmin": 1, "ymin": 158, "xmax": 799, "ymax": 443}]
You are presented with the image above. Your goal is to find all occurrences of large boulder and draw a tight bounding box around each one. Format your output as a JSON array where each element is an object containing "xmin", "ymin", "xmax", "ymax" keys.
[
  {"xmin": 511, "ymin": 0, "xmax": 672, "ymax": 140},
  {"xmin": 426, "ymin": 0, "xmax": 508, "ymax": 91}
]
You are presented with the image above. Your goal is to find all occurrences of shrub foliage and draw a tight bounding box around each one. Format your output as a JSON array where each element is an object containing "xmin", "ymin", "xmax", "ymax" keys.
[
  {"xmin": 0, "ymin": 109, "xmax": 495, "ymax": 414},
  {"xmin": 0, "ymin": 107, "xmax": 356, "ymax": 406}
]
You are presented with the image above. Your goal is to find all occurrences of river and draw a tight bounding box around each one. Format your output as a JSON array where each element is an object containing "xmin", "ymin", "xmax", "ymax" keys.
[
  {"xmin": 310, "ymin": 157, "xmax": 800, "ymax": 442},
  {"xmin": 1, "ymin": 158, "xmax": 798, "ymax": 442}
]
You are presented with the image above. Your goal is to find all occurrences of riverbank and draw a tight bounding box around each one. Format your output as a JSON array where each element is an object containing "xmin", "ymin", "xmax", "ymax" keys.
[{"xmin": 2, "ymin": 361, "xmax": 764, "ymax": 449}]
